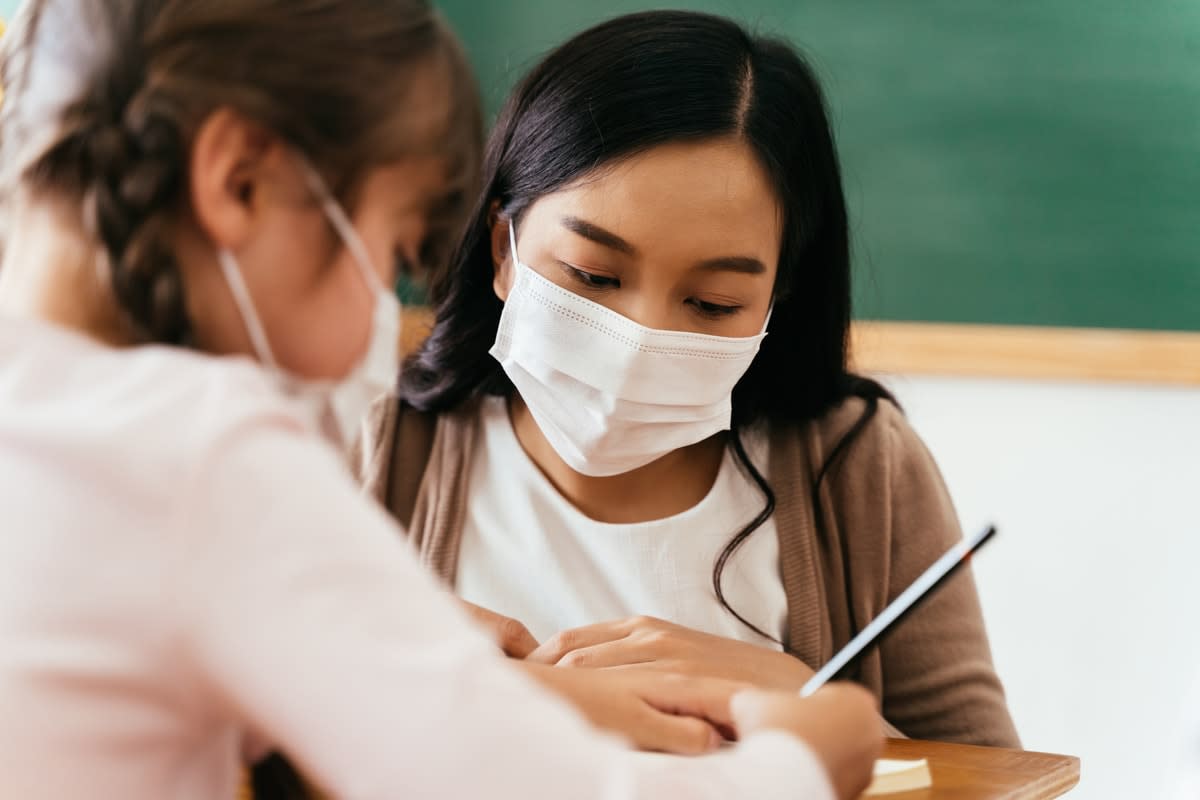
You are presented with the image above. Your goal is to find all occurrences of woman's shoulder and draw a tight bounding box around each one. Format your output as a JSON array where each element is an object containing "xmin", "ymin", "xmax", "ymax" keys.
[
  {"xmin": 767, "ymin": 393, "xmax": 958, "ymax": 554},
  {"xmin": 770, "ymin": 393, "xmax": 922, "ymax": 465},
  {"xmin": 764, "ymin": 393, "xmax": 952, "ymax": 521}
]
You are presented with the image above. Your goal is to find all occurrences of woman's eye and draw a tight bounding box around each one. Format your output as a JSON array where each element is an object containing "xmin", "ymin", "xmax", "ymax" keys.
[
  {"xmin": 687, "ymin": 298, "xmax": 742, "ymax": 318},
  {"xmin": 564, "ymin": 265, "xmax": 620, "ymax": 290}
]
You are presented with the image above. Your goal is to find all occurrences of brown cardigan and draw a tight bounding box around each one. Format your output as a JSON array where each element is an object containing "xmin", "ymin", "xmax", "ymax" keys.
[{"xmin": 353, "ymin": 394, "xmax": 1020, "ymax": 748}]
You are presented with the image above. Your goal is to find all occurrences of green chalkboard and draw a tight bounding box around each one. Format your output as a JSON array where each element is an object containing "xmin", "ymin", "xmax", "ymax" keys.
[{"xmin": 436, "ymin": 0, "xmax": 1200, "ymax": 331}]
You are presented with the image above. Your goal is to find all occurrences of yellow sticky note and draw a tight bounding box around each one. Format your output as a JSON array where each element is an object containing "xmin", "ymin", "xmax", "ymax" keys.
[{"xmin": 864, "ymin": 758, "xmax": 933, "ymax": 795}]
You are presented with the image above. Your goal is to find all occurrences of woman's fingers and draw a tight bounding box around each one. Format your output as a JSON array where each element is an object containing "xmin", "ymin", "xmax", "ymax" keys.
[
  {"xmin": 525, "ymin": 620, "xmax": 633, "ymax": 664},
  {"xmin": 493, "ymin": 616, "xmax": 539, "ymax": 658},
  {"xmin": 457, "ymin": 600, "xmax": 539, "ymax": 658},
  {"xmin": 546, "ymin": 640, "xmax": 651, "ymax": 669}
]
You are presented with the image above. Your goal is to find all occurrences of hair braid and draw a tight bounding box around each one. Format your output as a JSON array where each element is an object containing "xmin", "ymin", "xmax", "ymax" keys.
[{"xmin": 84, "ymin": 95, "xmax": 189, "ymax": 343}]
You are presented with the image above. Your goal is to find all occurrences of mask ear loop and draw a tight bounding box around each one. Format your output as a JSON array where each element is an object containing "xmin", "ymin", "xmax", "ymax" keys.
[
  {"xmin": 507, "ymin": 220, "xmax": 521, "ymax": 267},
  {"xmin": 217, "ymin": 248, "xmax": 280, "ymax": 369},
  {"xmin": 298, "ymin": 160, "xmax": 386, "ymax": 295}
]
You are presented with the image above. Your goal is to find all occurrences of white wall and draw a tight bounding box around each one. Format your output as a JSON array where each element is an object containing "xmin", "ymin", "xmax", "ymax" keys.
[{"xmin": 885, "ymin": 374, "xmax": 1200, "ymax": 800}]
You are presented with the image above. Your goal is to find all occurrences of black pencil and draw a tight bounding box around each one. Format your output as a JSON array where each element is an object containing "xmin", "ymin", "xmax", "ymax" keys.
[{"xmin": 800, "ymin": 524, "xmax": 998, "ymax": 697}]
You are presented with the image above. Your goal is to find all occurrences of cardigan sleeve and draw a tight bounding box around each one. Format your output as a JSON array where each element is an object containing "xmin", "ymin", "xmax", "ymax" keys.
[
  {"xmin": 349, "ymin": 393, "xmax": 399, "ymax": 506},
  {"xmin": 867, "ymin": 404, "xmax": 1020, "ymax": 747}
]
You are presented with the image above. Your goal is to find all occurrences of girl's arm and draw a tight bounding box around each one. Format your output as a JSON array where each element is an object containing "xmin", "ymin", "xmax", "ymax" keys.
[{"xmin": 178, "ymin": 424, "xmax": 860, "ymax": 799}]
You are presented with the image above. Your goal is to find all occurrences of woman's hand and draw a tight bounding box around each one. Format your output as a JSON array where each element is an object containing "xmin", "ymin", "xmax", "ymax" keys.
[
  {"xmin": 520, "ymin": 663, "xmax": 744, "ymax": 755},
  {"xmin": 458, "ymin": 600, "xmax": 539, "ymax": 658},
  {"xmin": 526, "ymin": 615, "xmax": 815, "ymax": 691},
  {"xmin": 732, "ymin": 684, "xmax": 882, "ymax": 800}
]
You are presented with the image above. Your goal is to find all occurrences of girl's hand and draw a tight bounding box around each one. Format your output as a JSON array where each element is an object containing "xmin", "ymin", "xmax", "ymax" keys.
[
  {"xmin": 458, "ymin": 600, "xmax": 539, "ymax": 658},
  {"xmin": 520, "ymin": 663, "xmax": 744, "ymax": 755},
  {"xmin": 733, "ymin": 685, "xmax": 882, "ymax": 800},
  {"xmin": 526, "ymin": 615, "xmax": 815, "ymax": 691}
]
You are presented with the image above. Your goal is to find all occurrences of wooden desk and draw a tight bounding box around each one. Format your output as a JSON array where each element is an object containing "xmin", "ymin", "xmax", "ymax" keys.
[
  {"xmin": 240, "ymin": 739, "xmax": 1079, "ymax": 799},
  {"xmin": 876, "ymin": 738, "xmax": 1079, "ymax": 800}
]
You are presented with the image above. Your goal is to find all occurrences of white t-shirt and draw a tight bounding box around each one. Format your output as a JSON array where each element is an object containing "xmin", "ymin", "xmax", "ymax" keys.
[
  {"xmin": 0, "ymin": 315, "xmax": 831, "ymax": 800},
  {"xmin": 457, "ymin": 396, "xmax": 788, "ymax": 646}
]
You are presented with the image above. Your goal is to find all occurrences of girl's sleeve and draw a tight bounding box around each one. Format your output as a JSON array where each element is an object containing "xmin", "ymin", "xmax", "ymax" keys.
[{"xmin": 179, "ymin": 423, "xmax": 837, "ymax": 799}]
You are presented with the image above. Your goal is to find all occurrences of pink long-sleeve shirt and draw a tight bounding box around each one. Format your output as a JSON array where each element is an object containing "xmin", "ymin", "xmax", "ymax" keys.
[{"xmin": 0, "ymin": 316, "xmax": 834, "ymax": 799}]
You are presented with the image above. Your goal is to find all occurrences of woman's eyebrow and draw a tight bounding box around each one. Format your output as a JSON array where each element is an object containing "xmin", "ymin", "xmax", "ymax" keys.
[
  {"xmin": 560, "ymin": 215, "xmax": 765, "ymax": 274},
  {"xmin": 560, "ymin": 215, "xmax": 637, "ymax": 255},
  {"xmin": 694, "ymin": 256, "xmax": 766, "ymax": 275}
]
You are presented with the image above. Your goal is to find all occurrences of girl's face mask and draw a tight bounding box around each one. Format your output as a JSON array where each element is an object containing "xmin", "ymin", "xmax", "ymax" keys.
[{"xmin": 217, "ymin": 160, "xmax": 400, "ymax": 450}]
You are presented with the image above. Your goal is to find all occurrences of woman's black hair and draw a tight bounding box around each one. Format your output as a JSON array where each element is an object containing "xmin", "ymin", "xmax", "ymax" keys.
[{"xmin": 402, "ymin": 10, "xmax": 895, "ymax": 643}]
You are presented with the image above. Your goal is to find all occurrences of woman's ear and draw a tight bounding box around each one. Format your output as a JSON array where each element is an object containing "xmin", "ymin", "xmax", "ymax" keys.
[
  {"xmin": 489, "ymin": 201, "xmax": 513, "ymax": 302},
  {"xmin": 188, "ymin": 107, "xmax": 279, "ymax": 252}
]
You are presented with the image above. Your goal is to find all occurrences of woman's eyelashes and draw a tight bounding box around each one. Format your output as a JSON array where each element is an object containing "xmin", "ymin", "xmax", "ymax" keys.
[
  {"xmin": 554, "ymin": 266, "xmax": 744, "ymax": 321},
  {"xmin": 687, "ymin": 298, "xmax": 743, "ymax": 319},
  {"xmin": 559, "ymin": 263, "xmax": 746, "ymax": 319},
  {"xmin": 561, "ymin": 263, "xmax": 620, "ymax": 290}
]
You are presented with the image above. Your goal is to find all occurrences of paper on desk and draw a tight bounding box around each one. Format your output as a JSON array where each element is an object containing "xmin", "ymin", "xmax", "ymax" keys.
[{"xmin": 863, "ymin": 758, "xmax": 932, "ymax": 795}]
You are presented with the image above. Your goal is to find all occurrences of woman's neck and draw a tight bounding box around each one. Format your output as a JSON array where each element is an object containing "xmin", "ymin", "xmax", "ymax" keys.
[
  {"xmin": 507, "ymin": 393, "xmax": 727, "ymax": 524},
  {"xmin": 0, "ymin": 196, "xmax": 137, "ymax": 346}
]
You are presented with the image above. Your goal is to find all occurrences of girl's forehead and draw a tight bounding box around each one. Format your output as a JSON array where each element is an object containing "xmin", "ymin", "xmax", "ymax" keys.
[{"xmin": 392, "ymin": 48, "xmax": 472, "ymax": 163}]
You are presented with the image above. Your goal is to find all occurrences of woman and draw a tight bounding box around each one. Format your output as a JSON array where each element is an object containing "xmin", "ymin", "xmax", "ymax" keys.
[
  {"xmin": 360, "ymin": 9, "xmax": 1020, "ymax": 748},
  {"xmin": 0, "ymin": 2, "xmax": 882, "ymax": 798}
]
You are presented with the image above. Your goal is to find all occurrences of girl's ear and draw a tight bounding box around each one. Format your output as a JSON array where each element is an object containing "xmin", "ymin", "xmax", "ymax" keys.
[
  {"xmin": 188, "ymin": 107, "xmax": 281, "ymax": 252},
  {"xmin": 488, "ymin": 200, "xmax": 513, "ymax": 302}
]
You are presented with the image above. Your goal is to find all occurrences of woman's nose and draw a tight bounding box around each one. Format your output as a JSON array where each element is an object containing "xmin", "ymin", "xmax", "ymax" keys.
[{"xmin": 614, "ymin": 295, "xmax": 680, "ymax": 332}]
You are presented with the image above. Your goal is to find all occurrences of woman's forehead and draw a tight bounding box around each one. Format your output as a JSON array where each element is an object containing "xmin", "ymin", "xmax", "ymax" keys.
[{"xmin": 531, "ymin": 138, "xmax": 782, "ymax": 264}]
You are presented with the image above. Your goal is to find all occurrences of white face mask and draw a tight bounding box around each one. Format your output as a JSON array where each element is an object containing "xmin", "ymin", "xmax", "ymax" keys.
[
  {"xmin": 489, "ymin": 222, "xmax": 769, "ymax": 477},
  {"xmin": 217, "ymin": 161, "xmax": 401, "ymax": 450}
]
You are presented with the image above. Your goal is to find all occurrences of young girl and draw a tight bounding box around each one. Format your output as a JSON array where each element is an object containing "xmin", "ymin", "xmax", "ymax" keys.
[
  {"xmin": 360, "ymin": 9, "xmax": 1020, "ymax": 748},
  {"xmin": 0, "ymin": 2, "xmax": 883, "ymax": 798}
]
